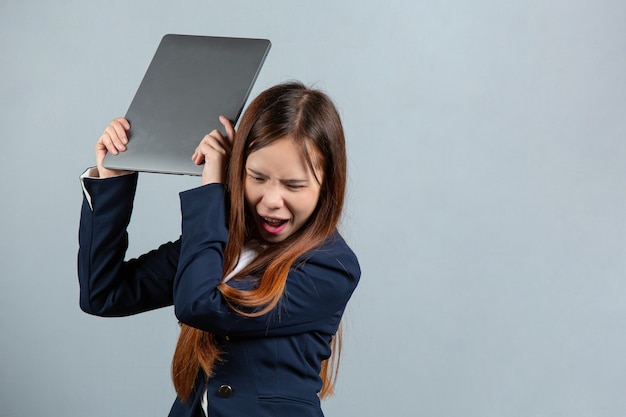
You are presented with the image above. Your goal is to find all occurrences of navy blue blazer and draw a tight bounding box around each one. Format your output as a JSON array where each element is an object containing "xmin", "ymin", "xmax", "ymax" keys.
[{"xmin": 78, "ymin": 173, "xmax": 360, "ymax": 417}]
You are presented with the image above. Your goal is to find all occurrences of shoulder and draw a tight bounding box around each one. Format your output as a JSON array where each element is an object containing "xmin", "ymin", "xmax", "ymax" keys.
[{"xmin": 300, "ymin": 230, "xmax": 361, "ymax": 282}]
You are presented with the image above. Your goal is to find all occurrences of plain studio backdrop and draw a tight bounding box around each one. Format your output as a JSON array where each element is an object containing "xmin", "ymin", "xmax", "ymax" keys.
[{"xmin": 1, "ymin": 1, "xmax": 625, "ymax": 416}]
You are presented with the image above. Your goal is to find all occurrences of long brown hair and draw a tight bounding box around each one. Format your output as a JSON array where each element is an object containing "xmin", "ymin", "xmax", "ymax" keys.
[{"xmin": 172, "ymin": 82, "xmax": 348, "ymax": 401}]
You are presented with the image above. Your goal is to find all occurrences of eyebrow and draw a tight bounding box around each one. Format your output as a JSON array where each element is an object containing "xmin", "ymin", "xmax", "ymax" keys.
[{"xmin": 246, "ymin": 168, "xmax": 309, "ymax": 184}]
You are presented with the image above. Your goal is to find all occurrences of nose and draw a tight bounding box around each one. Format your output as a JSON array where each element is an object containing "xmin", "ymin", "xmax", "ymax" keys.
[{"xmin": 260, "ymin": 184, "xmax": 284, "ymax": 210}]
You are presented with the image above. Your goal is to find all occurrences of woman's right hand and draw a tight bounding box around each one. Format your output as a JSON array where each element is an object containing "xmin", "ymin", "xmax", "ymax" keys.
[{"xmin": 95, "ymin": 117, "xmax": 133, "ymax": 178}]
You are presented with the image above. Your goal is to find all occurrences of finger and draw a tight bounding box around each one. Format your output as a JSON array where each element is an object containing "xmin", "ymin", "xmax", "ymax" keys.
[
  {"xmin": 103, "ymin": 125, "xmax": 127, "ymax": 152},
  {"xmin": 100, "ymin": 130, "xmax": 119, "ymax": 155},
  {"xmin": 99, "ymin": 131, "xmax": 119, "ymax": 155},
  {"xmin": 95, "ymin": 137, "xmax": 111, "ymax": 161},
  {"xmin": 110, "ymin": 119, "xmax": 129, "ymax": 145},
  {"xmin": 113, "ymin": 117, "xmax": 131, "ymax": 131},
  {"xmin": 202, "ymin": 131, "xmax": 229, "ymax": 154},
  {"xmin": 219, "ymin": 115, "xmax": 235, "ymax": 145},
  {"xmin": 191, "ymin": 147, "xmax": 205, "ymax": 165}
]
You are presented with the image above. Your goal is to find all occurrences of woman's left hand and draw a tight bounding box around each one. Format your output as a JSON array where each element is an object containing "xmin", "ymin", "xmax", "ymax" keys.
[{"xmin": 192, "ymin": 115, "xmax": 235, "ymax": 185}]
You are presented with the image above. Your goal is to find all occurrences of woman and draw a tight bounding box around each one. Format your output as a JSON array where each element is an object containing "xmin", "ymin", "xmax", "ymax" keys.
[{"xmin": 78, "ymin": 82, "xmax": 360, "ymax": 417}]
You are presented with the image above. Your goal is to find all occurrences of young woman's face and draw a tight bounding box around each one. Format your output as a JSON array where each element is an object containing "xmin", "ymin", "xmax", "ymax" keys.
[{"xmin": 244, "ymin": 137, "xmax": 322, "ymax": 243}]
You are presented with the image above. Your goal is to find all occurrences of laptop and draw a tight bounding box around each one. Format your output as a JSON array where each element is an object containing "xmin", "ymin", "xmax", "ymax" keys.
[{"xmin": 103, "ymin": 34, "xmax": 271, "ymax": 175}]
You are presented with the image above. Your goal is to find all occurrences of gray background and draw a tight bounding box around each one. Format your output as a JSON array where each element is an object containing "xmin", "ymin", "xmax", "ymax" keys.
[{"xmin": 1, "ymin": 0, "xmax": 625, "ymax": 416}]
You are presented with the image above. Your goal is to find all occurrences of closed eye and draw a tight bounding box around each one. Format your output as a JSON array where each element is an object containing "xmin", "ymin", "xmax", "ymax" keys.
[{"xmin": 249, "ymin": 174, "xmax": 266, "ymax": 183}]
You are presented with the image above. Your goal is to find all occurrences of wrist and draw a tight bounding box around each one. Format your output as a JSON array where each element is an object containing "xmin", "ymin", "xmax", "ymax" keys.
[{"xmin": 98, "ymin": 165, "xmax": 133, "ymax": 179}]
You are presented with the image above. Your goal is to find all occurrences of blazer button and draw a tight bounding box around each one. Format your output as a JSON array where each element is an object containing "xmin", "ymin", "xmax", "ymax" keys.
[{"xmin": 218, "ymin": 384, "xmax": 233, "ymax": 398}]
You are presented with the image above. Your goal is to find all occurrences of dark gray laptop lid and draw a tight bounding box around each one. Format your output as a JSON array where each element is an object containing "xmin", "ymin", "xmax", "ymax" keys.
[{"xmin": 103, "ymin": 34, "xmax": 271, "ymax": 175}]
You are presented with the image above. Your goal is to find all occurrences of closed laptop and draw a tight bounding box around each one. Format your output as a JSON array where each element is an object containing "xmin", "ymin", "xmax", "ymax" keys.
[{"xmin": 103, "ymin": 34, "xmax": 271, "ymax": 175}]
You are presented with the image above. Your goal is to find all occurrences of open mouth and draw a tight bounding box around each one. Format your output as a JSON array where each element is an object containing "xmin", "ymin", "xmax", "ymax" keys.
[{"xmin": 260, "ymin": 216, "xmax": 289, "ymax": 234}]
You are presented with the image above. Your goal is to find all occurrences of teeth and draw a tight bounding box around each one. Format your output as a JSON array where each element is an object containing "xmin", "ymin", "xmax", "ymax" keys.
[{"xmin": 263, "ymin": 217, "xmax": 284, "ymax": 225}]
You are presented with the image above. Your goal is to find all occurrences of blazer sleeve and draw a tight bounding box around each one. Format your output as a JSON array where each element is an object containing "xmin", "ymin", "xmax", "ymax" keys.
[
  {"xmin": 77, "ymin": 173, "xmax": 179, "ymax": 317},
  {"xmin": 173, "ymin": 184, "xmax": 361, "ymax": 337}
]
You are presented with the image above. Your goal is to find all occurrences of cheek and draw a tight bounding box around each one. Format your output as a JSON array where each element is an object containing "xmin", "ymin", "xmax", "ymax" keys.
[{"xmin": 295, "ymin": 190, "xmax": 321, "ymax": 219}]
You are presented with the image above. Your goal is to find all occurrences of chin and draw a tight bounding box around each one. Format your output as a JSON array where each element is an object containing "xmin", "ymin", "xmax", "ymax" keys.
[{"xmin": 260, "ymin": 233, "xmax": 288, "ymax": 244}]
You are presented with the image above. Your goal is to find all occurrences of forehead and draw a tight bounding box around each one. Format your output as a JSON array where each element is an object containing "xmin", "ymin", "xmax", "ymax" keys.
[{"xmin": 246, "ymin": 137, "xmax": 320, "ymax": 177}]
